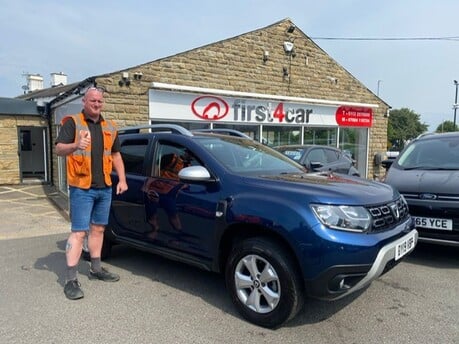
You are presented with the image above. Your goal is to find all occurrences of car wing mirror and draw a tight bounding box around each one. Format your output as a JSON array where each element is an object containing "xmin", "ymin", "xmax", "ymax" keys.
[
  {"xmin": 381, "ymin": 159, "xmax": 394, "ymax": 170},
  {"xmin": 178, "ymin": 166, "xmax": 214, "ymax": 183},
  {"xmin": 310, "ymin": 161, "xmax": 324, "ymax": 170}
]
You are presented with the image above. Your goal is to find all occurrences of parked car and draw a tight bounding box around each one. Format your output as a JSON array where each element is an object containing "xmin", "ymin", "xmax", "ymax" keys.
[
  {"xmin": 274, "ymin": 144, "xmax": 360, "ymax": 176},
  {"xmin": 383, "ymin": 132, "xmax": 459, "ymax": 247},
  {"xmin": 103, "ymin": 124, "xmax": 417, "ymax": 328}
]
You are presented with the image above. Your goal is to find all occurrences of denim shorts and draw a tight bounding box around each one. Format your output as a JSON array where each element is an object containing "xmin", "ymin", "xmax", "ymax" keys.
[{"xmin": 69, "ymin": 186, "xmax": 112, "ymax": 231}]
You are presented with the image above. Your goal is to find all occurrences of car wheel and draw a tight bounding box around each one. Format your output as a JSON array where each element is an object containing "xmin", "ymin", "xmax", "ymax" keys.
[{"xmin": 225, "ymin": 237, "xmax": 304, "ymax": 328}]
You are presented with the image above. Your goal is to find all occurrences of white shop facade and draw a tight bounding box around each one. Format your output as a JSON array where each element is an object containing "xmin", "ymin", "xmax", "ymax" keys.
[{"xmin": 149, "ymin": 83, "xmax": 377, "ymax": 177}]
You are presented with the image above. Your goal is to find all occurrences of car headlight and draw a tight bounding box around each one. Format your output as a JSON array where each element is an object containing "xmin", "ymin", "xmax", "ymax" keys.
[{"xmin": 311, "ymin": 204, "xmax": 371, "ymax": 232}]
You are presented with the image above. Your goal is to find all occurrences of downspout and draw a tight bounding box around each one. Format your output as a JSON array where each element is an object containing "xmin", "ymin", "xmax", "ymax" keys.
[{"xmin": 45, "ymin": 102, "xmax": 54, "ymax": 186}]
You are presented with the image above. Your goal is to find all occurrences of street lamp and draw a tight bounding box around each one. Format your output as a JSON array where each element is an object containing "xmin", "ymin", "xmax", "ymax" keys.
[
  {"xmin": 454, "ymin": 80, "xmax": 458, "ymax": 130},
  {"xmin": 377, "ymin": 80, "xmax": 382, "ymax": 96}
]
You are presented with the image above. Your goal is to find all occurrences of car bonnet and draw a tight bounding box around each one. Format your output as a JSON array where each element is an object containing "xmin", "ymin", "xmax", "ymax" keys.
[{"xmin": 386, "ymin": 168, "xmax": 459, "ymax": 194}]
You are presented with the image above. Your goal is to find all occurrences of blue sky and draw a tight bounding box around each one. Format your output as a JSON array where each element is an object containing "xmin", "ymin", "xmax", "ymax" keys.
[{"xmin": 1, "ymin": 0, "xmax": 459, "ymax": 131}]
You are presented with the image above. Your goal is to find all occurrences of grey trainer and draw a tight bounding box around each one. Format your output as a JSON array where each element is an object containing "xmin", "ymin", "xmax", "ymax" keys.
[
  {"xmin": 89, "ymin": 267, "xmax": 120, "ymax": 282},
  {"xmin": 64, "ymin": 279, "xmax": 84, "ymax": 300}
]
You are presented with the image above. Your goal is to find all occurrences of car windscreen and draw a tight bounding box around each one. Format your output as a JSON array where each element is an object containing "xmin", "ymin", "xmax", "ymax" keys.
[
  {"xmin": 396, "ymin": 136, "xmax": 459, "ymax": 170},
  {"xmin": 276, "ymin": 147, "xmax": 304, "ymax": 162},
  {"xmin": 196, "ymin": 137, "xmax": 306, "ymax": 175}
]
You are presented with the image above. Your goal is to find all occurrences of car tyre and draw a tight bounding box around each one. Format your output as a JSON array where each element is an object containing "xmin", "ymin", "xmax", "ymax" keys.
[{"xmin": 225, "ymin": 237, "xmax": 304, "ymax": 328}]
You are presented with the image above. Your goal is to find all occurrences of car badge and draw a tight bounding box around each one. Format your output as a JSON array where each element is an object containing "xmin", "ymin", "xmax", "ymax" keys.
[
  {"xmin": 419, "ymin": 193, "xmax": 437, "ymax": 200},
  {"xmin": 390, "ymin": 204, "xmax": 400, "ymax": 220}
]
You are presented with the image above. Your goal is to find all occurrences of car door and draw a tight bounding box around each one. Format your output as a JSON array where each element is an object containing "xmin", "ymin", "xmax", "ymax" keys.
[
  {"xmin": 110, "ymin": 137, "xmax": 152, "ymax": 237},
  {"xmin": 323, "ymin": 148, "xmax": 350, "ymax": 174},
  {"xmin": 147, "ymin": 141, "xmax": 221, "ymax": 260},
  {"xmin": 304, "ymin": 147, "xmax": 327, "ymax": 171}
]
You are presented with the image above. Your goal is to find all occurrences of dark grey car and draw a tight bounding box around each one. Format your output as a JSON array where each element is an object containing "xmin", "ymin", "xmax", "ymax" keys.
[
  {"xmin": 383, "ymin": 132, "xmax": 459, "ymax": 247},
  {"xmin": 274, "ymin": 145, "xmax": 360, "ymax": 176}
]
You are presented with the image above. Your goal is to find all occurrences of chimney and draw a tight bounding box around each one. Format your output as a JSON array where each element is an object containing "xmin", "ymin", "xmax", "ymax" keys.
[
  {"xmin": 27, "ymin": 74, "xmax": 44, "ymax": 92},
  {"xmin": 50, "ymin": 72, "xmax": 67, "ymax": 87}
]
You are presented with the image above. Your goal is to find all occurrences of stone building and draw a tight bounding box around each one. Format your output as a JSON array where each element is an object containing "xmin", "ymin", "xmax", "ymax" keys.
[
  {"xmin": 0, "ymin": 97, "xmax": 48, "ymax": 184},
  {"xmin": 6, "ymin": 18, "xmax": 389, "ymax": 190}
]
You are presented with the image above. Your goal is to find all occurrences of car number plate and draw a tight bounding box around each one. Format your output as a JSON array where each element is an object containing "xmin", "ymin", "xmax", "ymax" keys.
[
  {"xmin": 395, "ymin": 232, "xmax": 416, "ymax": 261},
  {"xmin": 413, "ymin": 216, "xmax": 453, "ymax": 231}
]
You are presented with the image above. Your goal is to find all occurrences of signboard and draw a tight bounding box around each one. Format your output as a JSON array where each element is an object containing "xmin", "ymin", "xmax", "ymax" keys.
[
  {"xmin": 335, "ymin": 106, "xmax": 373, "ymax": 127},
  {"xmin": 149, "ymin": 89, "xmax": 373, "ymax": 127}
]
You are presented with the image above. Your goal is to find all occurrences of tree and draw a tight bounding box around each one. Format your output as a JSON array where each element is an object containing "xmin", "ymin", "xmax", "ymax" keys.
[
  {"xmin": 387, "ymin": 108, "xmax": 428, "ymax": 150},
  {"xmin": 435, "ymin": 120, "xmax": 458, "ymax": 133}
]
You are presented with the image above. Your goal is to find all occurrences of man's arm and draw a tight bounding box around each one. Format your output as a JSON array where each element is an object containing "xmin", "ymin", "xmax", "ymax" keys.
[
  {"xmin": 56, "ymin": 123, "xmax": 90, "ymax": 156},
  {"xmin": 112, "ymin": 151, "xmax": 128, "ymax": 194},
  {"xmin": 56, "ymin": 142, "xmax": 78, "ymax": 156}
]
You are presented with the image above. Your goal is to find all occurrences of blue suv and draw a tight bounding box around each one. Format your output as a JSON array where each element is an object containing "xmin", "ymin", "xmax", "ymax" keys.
[{"xmin": 104, "ymin": 124, "xmax": 417, "ymax": 328}]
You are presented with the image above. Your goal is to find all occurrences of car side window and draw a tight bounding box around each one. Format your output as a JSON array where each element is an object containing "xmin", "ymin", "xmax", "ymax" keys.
[
  {"xmin": 155, "ymin": 142, "xmax": 201, "ymax": 179},
  {"xmin": 307, "ymin": 148, "xmax": 326, "ymax": 164},
  {"xmin": 120, "ymin": 138, "xmax": 149, "ymax": 175},
  {"xmin": 324, "ymin": 149, "xmax": 340, "ymax": 163}
]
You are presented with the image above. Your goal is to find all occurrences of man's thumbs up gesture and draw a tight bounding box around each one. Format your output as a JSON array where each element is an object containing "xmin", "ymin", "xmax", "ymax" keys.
[{"xmin": 77, "ymin": 130, "xmax": 91, "ymax": 150}]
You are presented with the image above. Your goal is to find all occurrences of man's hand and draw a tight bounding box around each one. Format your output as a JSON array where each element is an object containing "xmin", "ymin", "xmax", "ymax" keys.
[
  {"xmin": 116, "ymin": 180, "xmax": 128, "ymax": 195},
  {"xmin": 77, "ymin": 130, "xmax": 91, "ymax": 150}
]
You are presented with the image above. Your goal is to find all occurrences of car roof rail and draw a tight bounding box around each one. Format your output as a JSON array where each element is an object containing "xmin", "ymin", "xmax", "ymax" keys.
[
  {"xmin": 416, "ymin": 132, "xmax": 434, "ymax": 139},
  {"xmin": 192, "ymin": 128, "xmax": 252, "ymax": 139},
  {"xmin": 118, "ymin": 124, "xmax": 193, "ymax": 136}
]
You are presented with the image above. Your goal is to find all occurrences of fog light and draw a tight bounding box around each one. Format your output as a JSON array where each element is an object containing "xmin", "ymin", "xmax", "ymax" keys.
[
  {"xmin": 330, "ymin": 274, "xmax": 366, "ymax": 292},
  {"xmin": 339, "ymin": 278, "xmax": 350, "ymax": 290}
]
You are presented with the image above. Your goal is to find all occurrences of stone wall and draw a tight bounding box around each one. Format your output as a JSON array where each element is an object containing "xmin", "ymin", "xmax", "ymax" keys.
[
  {"xmin": 50, "ymin": 19, "xmax": 388, "ymax": 182},
  {"xmin": 0, "ymin": 115, "xmax": 48, "ymax": 185}
]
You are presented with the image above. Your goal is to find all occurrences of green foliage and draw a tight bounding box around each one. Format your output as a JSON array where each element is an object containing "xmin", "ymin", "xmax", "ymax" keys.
[
  {"xmin": 435, "ymin": 120, "xmax": 458, "ymax": 133},
  {"xmin": 387, "ymin": 108, "xmax": 428, "ymax": 150}
]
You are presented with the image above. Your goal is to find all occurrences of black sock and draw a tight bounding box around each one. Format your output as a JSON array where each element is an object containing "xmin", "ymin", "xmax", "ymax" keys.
[
  {"xmin": 90, "ymin": 257, "xmax": 101, "ymax": 272},
  {"xmin": 66, "ymin": 265, "xmax": 78, "ymax": 282}
]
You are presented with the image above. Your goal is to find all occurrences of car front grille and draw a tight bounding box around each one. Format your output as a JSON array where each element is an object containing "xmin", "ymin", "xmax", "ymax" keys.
[{"xmin": 367, "ymin": 197, "xmax": 410, "ymax": 232}]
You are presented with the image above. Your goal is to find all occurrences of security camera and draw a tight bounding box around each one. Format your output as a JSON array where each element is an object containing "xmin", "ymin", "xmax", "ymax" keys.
[
  {"xmin": 283, "ymin": 41, "xmax": 294, "ymax": 53},
  {"xmin": 287, "ymin": 25, "xmax": 296, "ymax": 34}
]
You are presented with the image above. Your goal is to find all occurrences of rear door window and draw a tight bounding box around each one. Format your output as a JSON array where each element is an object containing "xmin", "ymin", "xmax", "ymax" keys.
[{"xmin": 120, "ymin": 138, "xmax": 149, "ymax": 175}]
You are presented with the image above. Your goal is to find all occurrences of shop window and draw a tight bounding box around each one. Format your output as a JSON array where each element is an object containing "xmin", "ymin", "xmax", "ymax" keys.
[
  {"xmin": 151, "ymin": 120, "xmax": 209, "ymax": 131},
  {"xmin": 339, "ymin": 127, "xmax": 368, "ymax": 177},
  {"xmin": 262, "ymin": 125, "xmax": 301, "ymax": 146},
  {"xmin": 212, "ymin": 123, "xmax": 260, "ymax": 142},
  {"xmin": 303, "ymin": 128, "xmax": 337, "ymax": 146}
]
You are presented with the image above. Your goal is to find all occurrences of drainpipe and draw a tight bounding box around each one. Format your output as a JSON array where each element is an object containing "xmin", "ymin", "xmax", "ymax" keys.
[{"xmin": 45, "ymin": 102, "xmax": 54, "ymax": 186}]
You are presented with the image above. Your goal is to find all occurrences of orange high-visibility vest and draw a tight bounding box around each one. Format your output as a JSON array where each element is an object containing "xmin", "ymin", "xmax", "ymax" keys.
[{"xmin": 62, "ymin": 113, "xmax": 117, "ymax": 189}]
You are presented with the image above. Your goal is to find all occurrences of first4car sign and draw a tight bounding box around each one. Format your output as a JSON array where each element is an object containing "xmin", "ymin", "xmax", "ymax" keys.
[{"xmin": 150, "ymin": 90, "xmax": 374, "ymax": 127}]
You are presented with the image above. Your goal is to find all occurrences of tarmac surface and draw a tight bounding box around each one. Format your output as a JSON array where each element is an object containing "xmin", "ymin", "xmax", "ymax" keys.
[
  {"xmin": 0, "ymin": 183, "xmax": 457, "ymax": 343},
  {"xmin": 0, "ymin": 184, "xmax": 70, "ymax": 240}
]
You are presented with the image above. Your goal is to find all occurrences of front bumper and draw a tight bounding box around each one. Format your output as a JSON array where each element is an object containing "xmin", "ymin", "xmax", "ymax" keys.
[{"xmin": 306, "ymin": 229, "xmax": 418, "ymax": 300}]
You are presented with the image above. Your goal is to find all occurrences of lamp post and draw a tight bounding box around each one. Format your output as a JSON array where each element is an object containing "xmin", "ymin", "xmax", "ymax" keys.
[
  {"xmin": 454, "ymin": 80, "xmax": 458, "ymax": 130},
  {"xmin": 377, "ymin": 80, "xmax": 382, "ymax": 97}
]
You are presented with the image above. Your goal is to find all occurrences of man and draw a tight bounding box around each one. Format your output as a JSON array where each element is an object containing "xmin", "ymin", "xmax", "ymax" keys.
[{"xmin": 56, "ymin": 86, "xmax": 128, "ymax": 300}]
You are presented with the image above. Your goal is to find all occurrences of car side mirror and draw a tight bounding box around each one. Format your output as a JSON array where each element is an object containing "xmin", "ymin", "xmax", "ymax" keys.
[
  {"xmin": 178, "ymin": 166, "xmax": 214, "ymax": 183},
  {"xmin": 310, "ymin": 161, "xmax": 324, "ymax": 170},
  {"xmin": 381, "ymin": 159, "xmax": 394, "ymax": 170}
]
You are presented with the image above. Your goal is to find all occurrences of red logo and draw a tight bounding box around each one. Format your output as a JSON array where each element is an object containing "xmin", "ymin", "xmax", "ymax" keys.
[{"xmin": 191, "ymin": 96, "xmax": 229, "ymax": 121}]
